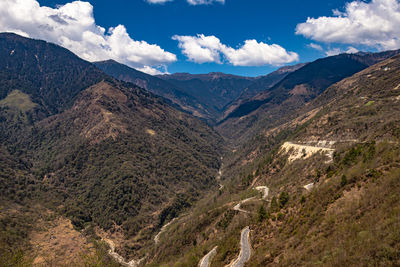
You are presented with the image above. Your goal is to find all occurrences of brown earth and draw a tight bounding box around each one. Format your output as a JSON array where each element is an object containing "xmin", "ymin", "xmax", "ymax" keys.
[{"xmin": 30, "ymin": 216, "xmax": 94, "ymax": 266}]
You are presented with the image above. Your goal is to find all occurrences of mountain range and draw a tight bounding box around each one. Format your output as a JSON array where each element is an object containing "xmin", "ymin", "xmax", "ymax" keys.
[
  {"xmin": 0, "ymin": 33, "xmax": 222, "ymax": 266},
  {"xmin": 1, "ymin": 32, "xmax": 400, "ymax": 266},
  {"xmin": 95, "ymin": 60, "xmax": 305, "ymax": 123}
]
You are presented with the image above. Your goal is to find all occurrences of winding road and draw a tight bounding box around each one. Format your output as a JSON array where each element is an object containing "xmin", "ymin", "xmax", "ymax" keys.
[
  {"xmin": 198, "ymin": 246, "xmax": 218, "ymax": 267},
  {"xmin": 233, "ymin": 197, "xmax": 255, "ymax": 213},
  {"xmin": 255, "ymin": 186, "xmax": 269, "ymax": 199},
  {"xmin": 230, "ymin": 227, "xmax": 251, "ymax": 267},
  {"xmin": 303, "ymin": 183, "xmax": 314, "ymax": 191},
  {"xmin": 103, "ymin": 238, "xmax": 144, "ymax": 267},
  {"xmin": 154, "ymin": 218, "xmax": 177, "ymax": 244}
]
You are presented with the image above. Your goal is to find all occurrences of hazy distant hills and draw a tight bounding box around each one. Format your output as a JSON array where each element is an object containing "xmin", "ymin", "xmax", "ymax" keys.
[
  {"xmin": 96, "ymin": 61, "xmax": 258, "ymax": 122},
  {"xmin": 95, "ymin": 59, "xmax": 306, "ymax": 123},
  {"xmin": 157, "ymin": 72, "xmax": 256, "ymax": 119}
]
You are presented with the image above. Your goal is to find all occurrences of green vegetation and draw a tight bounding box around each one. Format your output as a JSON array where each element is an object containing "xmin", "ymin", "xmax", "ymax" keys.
[
  {"xmin": 250, "ymin": 142, "xmax": 400, "ymax": 266},
  {"xmin": 341, "ymin": 174, "xmax": 347, "ymax": 187},
  {"xmin": 257, "ymin": 205, "xmax": 268, "ymax": 222},
  {"xmin": 2, "ymin": 33, "xmax": 400, "ymax": 267},
  {"xmin": 0, "ymin": 90, "xmax": 37, "ymax": 112},
  {"xmin": 278, "ymin": 192, "xmax": 289, "ymax": 208},
  {"xmin": 0, "ymin": 33, "xmax": 223, "ymax": 264},
  {"xmin": 365, "ymin": 100, "xmax": 375, "ymax": 106},
  {"xmin": 150, "ymin": 54, "xmax": 400, "ymax": 266}
]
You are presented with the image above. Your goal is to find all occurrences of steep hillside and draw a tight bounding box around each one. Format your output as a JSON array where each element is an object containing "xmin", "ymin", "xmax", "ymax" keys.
[
  {"xmin": 94, "ymin": 60, "xmax": 211, "ymax": 120},
  {"xmin": 157, "ymin": 72, "xmax": 256, "ymax": 120},
  {"xmin": 218, "ymin": 50, "xmax": 400, "ymax": 143},
  {"xmin": 96, "ymin": 60, "xmax": 306, "ymax": 124},
  {"xmin": 245, "ymin": 52, "xmax": 400, "ymax": 267},
  {"xmin": 0, "ymin": 34, "xmax": 223, "ymax": 265},
  {"xmin": 25, "ymin": 79, "xmax": 223, "ymax": 257},
  {"xmin": 0, "ymin": 32, "xmax": 107, "ymax": 116},
  {"xmin": 223, "ymin": 63, "xmax": 306, "ymax": 118},
  {"xmin": 148, "ymin": 55, "xmax": 400, "ymax": 266}
]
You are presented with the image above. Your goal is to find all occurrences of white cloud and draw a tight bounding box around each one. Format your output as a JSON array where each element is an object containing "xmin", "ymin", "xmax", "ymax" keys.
[
  {"xmin": 187, "ymin": 0, "xmax": 225, "ymax": 5},
  {"xmin": 223, "ymin": 40, "xmax": 299, "ymax": 66},
  {"xmin": 325, "ymin": 48, "xmax": 342, "ymax": 57},
  {"xmin": 0, "ymin": 0, "xmax": 177, "ymax": 74},
  {"xmin": 296, "ymin": 0, "xmax": 400, "ymax": 50},
  {"xmin": 146, "ymin": 0, "xmax": 173, "ymax": 4},
  {"xmin": 308, "ymin": 43, "xmax": 323, "ymax": 51},
  {"xmin": 325, "ymin": 46, "xmax": 360, "ymax": 56},
  {"xmin": 173, "ymin": 34, "xmax": 299, "ymax": 66},
  {"xmin": 346, "ymin": 46, "xmax": 359, "ymax": 54},
  {"xmin": 172, "ymin": 34, "xmax": 223, "ymax": 63},
  {"xmin": 146, "ymin": 0, "xmax": 224, "ymax": 5},
  {"xmin": 136, "ymin": 66, "xmax": 165, "ymax": 75}
]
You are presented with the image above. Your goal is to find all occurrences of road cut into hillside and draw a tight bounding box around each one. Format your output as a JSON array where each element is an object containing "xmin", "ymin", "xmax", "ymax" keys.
[
  {"xmin": 103, "ymin": 238, "xmax": 145, "ymax": 267},
  {"xmin": 229, "ymin": 227, "xmax": 251, "ymax": 267},
  {"xmin": 199, "ymin": 246, "xmax": 218, "ymax": 267}
]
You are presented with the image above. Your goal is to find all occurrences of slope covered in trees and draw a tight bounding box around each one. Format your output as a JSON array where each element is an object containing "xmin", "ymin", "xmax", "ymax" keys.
[
  {"xmin": 0, "ymin": 33, "xmax": 223, "ymax": 263},
  {"xmin": 147, "ymin": 54, "xmax": 400, "ymax": 266},
  {"xmin": 94, "ymin": 60, "xmax": 211, "ymax": 120},
  {"xmin": 218, "ymin": 50, "xmax": 400, "ymax": 143}
]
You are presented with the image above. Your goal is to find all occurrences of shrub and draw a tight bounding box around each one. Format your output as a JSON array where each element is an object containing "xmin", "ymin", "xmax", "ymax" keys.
[
  {"xmin": 341, "ymin": 175, "xmax": 347, "ymax": 187},
  {"xmin": 257, "ymin": 205, "xmax": 268, "ymax": 222},
  {"xmin": 279, "ymin": 192, "xmax": 289, "ymax": 208}
]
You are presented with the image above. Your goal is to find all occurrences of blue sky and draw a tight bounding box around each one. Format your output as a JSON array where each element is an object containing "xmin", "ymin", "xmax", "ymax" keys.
[{"xmin": 3, "ymin": 0, "xmax": 399, "ymax": 76}]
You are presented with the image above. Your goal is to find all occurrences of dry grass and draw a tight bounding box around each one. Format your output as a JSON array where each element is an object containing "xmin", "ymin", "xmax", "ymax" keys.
[{"xmin": 29, "ymin": 216, "xmax": 95, "ymax": 266}]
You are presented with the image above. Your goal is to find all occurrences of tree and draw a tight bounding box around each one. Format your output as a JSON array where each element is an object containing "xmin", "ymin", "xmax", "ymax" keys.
[
  {"xmin": 341, "ymin": 175, "xmax": 347, "ymax": 187},
  {"xmin": 270, "ymin": 196, "xmax": 279, "ymax": 212},
  {"xmin": 257, "ymin": 204, "xmax": 268, "ymax": 222},
  {"xmin": 279, "ymin": 192, "xmax": 289, "ymax": 208}
]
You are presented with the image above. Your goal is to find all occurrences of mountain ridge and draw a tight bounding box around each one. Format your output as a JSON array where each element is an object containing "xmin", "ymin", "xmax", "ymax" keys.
[
  {"xmin": 0, "ymin": 33, "xmax": 224, "ymax": 264},
  {"xmin": 217, "ymin": 49, "xmax": 400, "ymax": 143}
]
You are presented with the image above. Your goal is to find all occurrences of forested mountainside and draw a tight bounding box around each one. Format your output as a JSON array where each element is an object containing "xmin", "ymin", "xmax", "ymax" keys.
[
  {"xmin": 95, "ymin": 60, "xmax": 305, "ymax": 124},
  {"xmin": 0, "ymin": 33, "xmax": 223, "ymax": 265},
  {"xmin": 217, "ymin": 50, "xmax": 400, "ymax": 144},
  {"xmin": 1, "ymin": 31, "xmax": 400, "ymax": 267},
  {"xmin": 0, "ymin": 33, "xmax": 108, "ymax": 116},
  {"xmin": 148, "ymin": 53, "xmax": 400, "ymax": 267},
  {"xmin": 94, "ymin": 60, "xmax": 211, "ymax": 120},
  {"xmin": 156, "ymin": 72, "xmax": 256, "ymax": 121},
  {"xmin": 223, "ymin": 63, "xmax": 306, "ymax": 119}
]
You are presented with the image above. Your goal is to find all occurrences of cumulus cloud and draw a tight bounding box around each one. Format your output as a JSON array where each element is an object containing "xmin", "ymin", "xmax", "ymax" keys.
[
  {"xmin": 187, "ymin": 0, "xmax": 225, "ymax": 5},
  {"xmin": 325, "ymin": 46, "xmax": 359, "ymax": 56},
  {"xmin": 173, "ymin": 34, "xmax": 298, "ymax": 66},
  {"xmin": 146, "ymin": 0, "xmax": 173, "ymax": 4},
  {"xmin": 308, "ymin": 43, "xmax": 323, "ymax": 51},
  {"xmin": 346, "ymin": 46, "xmax": 359, "ymax": 54},
  {"xmin": 296, "ymin": 0, "xmax": 400, "ymax": 50},
  {"xmin": 172, "ymin": 34, "xmax": 223, "ymax": 63},
  {"xmin": 0, "ymin": 0, "xmax": 177, "ymax": 74},
  {"xmin": 146, "ymin": 0, "xmax": 224, "ymax": 5},
  {"xmin": 325, "ymin": 48, "xmax": 342, "ymax": 57}
]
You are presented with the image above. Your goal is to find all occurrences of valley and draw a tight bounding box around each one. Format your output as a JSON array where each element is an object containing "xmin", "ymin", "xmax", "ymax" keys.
[{"xmin": 1, "ymin": 31, "xmax": 400, "ymax": 267}]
